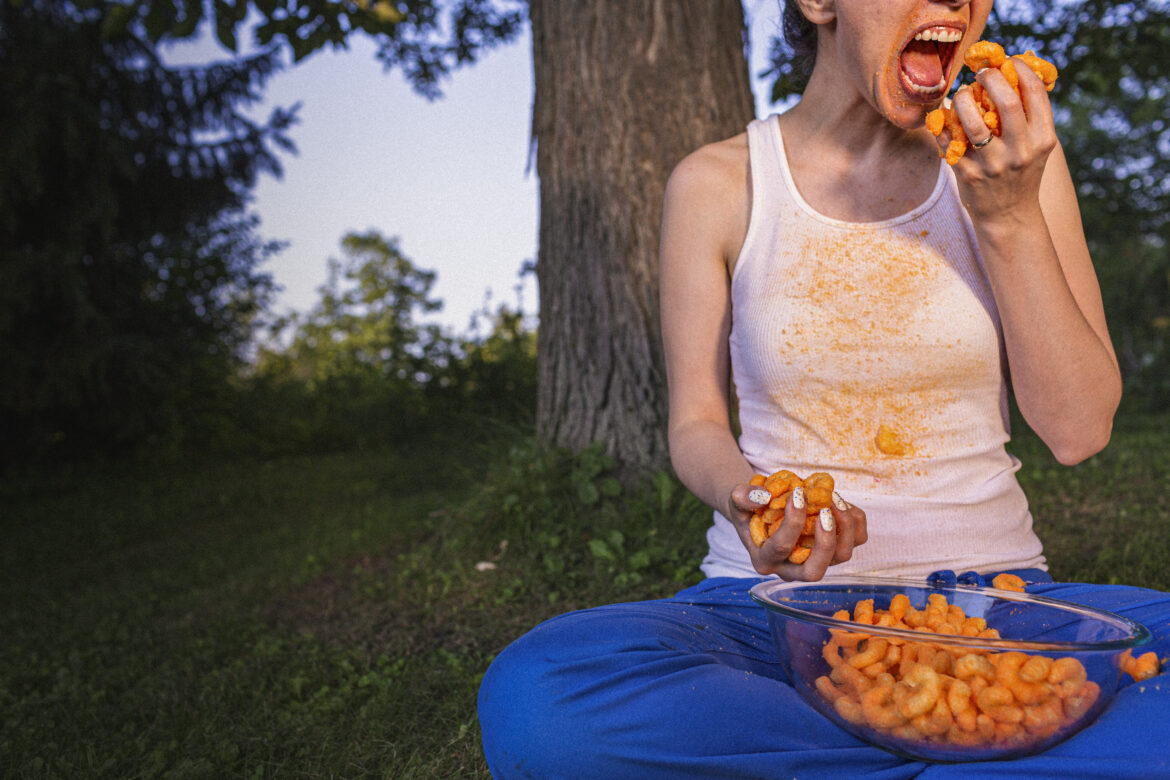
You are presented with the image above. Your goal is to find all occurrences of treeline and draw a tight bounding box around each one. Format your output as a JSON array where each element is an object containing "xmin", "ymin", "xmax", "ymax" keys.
[
  {"xmin": 235, "ymin": 230, "xmax": 538, "ymax": 458},
  {"xmin": 0, "ymin": 1, "xmax": 534, "ymax": 469}
]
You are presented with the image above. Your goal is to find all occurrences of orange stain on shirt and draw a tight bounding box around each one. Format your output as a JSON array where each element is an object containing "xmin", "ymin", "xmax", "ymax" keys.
[{"xmin": 764, "ymin": 227, "xmax": 993, "ymax": 486}]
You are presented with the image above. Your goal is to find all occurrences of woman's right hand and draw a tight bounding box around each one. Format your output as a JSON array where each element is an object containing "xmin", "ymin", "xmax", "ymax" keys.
[{"xmin": 727, "ymin": 484, "xmax": 868, "ymax": 581}]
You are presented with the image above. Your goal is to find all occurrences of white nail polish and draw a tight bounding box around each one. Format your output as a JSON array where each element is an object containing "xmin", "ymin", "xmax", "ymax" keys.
[
  {"xmin": 833, "ymin": 492, "xmax": 849, "ymax": 511},
  {"xmin": 748, "ymin": 488, "xmax": 771, "ymax": 505},
  {"xmin": 820, "ymin": 508, "xmax": 835, "ymax": 532},
  {"xmin": 793, "ymin": 487, "xmax": 806, "ymax": 510}
]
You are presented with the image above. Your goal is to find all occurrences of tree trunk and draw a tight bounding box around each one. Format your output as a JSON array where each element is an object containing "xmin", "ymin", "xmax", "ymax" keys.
[{"xmin": 529, "ymin": 0, "xmax": 755, "ymax": 476}]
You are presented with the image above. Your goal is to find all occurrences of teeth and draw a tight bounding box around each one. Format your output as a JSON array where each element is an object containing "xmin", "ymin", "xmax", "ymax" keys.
[
  {"xmin": 907, "ymin": 77, "xmax": 947, "ymax": 95},
  {"xmin": 914, "ymin": 27, "xmax": 963, "ymax": 43}
]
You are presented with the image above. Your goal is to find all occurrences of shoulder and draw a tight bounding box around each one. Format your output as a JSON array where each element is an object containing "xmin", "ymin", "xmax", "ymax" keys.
[
  {"xmin": 666, "ymin": 131, "xmax": 750, "ymax": 202},
  {"xmin": 662, "ymin": 131, "xmax": 752, "ymax": 263}
]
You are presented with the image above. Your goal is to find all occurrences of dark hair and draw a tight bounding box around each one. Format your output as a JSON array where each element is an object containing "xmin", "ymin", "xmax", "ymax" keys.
[{"xmin": 782, "ymin": 0, "xmax": 817, "ymax": 82}]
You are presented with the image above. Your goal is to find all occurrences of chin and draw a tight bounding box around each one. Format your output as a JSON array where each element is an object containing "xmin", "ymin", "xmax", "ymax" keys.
[{"xmin": 873, "ymin": 72, "xmax": 943, "ymax": 130}]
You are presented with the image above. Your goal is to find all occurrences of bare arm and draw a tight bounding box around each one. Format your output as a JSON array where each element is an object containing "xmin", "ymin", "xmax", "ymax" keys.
[
  {"xmin": 659, "ymin": 140, "xmax": 865, "ymax": 579},
  {"xmin": 949, "ymin": 61, "xmax": 1121, "ymax": 464},
  {"xmin": 659, "ymin": 141, "xmax": 753, "ymax": 520}
]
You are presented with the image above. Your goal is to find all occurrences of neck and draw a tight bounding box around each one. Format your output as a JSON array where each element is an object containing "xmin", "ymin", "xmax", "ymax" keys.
[
  {"xmin": 786, "ymin": 24, "xmax": 939, "ymax": 164},
  {"xmin": 776, "ymin": 70, "xmax": 943, "ymax": 223},
  {"xmin": 792, "ymin": 77, "xmax": 931, "ymax": 164}
]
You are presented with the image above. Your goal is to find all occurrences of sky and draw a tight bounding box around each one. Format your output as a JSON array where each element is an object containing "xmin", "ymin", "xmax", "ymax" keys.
[{"xmin": 167, "ymin": 1, "xmax": 785, "ymax": 333}]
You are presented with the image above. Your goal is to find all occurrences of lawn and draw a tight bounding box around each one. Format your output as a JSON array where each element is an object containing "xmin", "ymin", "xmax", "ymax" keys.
[{"xmin": 2, "ymin": 416, "xmax": 1168, "ymax": 777}]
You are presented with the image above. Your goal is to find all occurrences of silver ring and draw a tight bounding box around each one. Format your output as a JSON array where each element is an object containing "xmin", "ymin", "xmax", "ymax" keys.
[{"xmin": 971, "ymin": 135, "xmax": 994, "ymax": 149}]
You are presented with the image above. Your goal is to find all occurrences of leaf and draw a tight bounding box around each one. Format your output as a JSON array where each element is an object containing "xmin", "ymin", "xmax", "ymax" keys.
[
  {"xmin": 171, "ymin": 1, "xmax": 204, "ymax": 38},
  {"xmin": 99, "ymin": 2, "xmax": 137, "ymax": 40},
  {"xmin": 653, "ymin": 470, "xmax": 675, "ymax": 509},
  {"xmin": 576, "ymin": 481, "xmax": 599, "ymax": 506},
  {"xmin": 143, "ymin": 0, "xmax": 176, "ymax": 42},
  {"xmin": 228, "ymin": 0, "xmax": 249, "ymax": 22},
  {"xmin": 371, "ymin": 1, "xmax": 405, "ymax": 24},
  {"xmin": 253, "ymin": 17, "xmax": 277, "ymax": 45},
  {"xmin": 628, "ymin": 550, "xmax": 651, "ymax": 571},
  {"xmin": 587, "ymin": 539, "xmax": 616, "ymax": 562},
  {"xmin": 290, "ymin": 33, "xmax": 314, "ymax": 62},
  {"xmin": 214, "ymin": 0, "xmax": 238, "ymax": 51}
]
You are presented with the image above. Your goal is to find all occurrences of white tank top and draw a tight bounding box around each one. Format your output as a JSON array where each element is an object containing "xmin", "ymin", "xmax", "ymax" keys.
[{"xmin": 701, "ymin": 115, "xmax": 1046, "ymax": 579}]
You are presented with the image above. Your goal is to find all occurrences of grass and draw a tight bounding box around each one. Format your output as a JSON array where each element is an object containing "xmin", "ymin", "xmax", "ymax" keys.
[
  {"xmin": 2, "ymin": 416, "xmax": 1169, "ymax": 777},
  {"xmin": 1012, "ymin": 413, "xmax": 1170, "ymax": 589}
]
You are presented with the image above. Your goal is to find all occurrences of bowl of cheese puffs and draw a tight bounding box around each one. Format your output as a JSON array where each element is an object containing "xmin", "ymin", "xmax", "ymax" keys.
[{"xmin": 750, "ymin": 575, "xmax": 1153, "ymax": 762}]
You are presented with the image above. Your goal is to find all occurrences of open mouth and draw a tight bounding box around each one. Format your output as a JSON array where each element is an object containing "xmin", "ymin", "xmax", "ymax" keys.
[{"xmin": 899, "ymin": 25, "xmax": 963, "ymax": 98}]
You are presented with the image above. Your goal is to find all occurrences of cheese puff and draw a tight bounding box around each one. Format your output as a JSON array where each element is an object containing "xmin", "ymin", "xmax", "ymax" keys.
[
  {"xmin": 748, "ymin": 514, "xmax": 769, "ymax": 547},
  {"xmin": 1015, "ymin": 50, "xmax": 1058, "ymax": 90},
  {"xmin": 970, "ymin": 83, "xmax": 1002, "ymax": 136},
  {"xmin": 898, "ymin": 664, "xmax": 943, "ymax": 719},
  {"xmin": 999, "ymin": 58, "xmax": 1020, "ymax": 90},
  {"xmin": 964, "ymin": 51, "xmax": 1057, "ymax": 147},
  {"xmin": 748, "ymin": 469, "xmax": 841, "ymax": 564},
  {"xmin": 929, "ymin": 42, "xmax": 1059, "ymax": 165},
  {"xmin": 992, "ymin": 572, "xmax": 1027, "ymax": 592},
  {"xmin": 801, "ymin": 515, "xmax": 817, "ymax": 536},
  {"xmin": 834, "ymin": 695, "xmax": 866, "ymax": 725},
  {"xmin": 788, "ymin": 546, "xmax": 813, "ymax": 565},
  {"xmin": 888, "ymin": 593, "xmax": 912, "ymax": 622},
  {"xmin": 963, "ymin": 40, "xmax": 1007, "ymax": 72},
  {"xmin": 1120, "ymin": 649, "xmax": 1161, "ymax": 682},
  {"xmin": 924, "ymin": 108, "xmax": 946, "ymax": 136},
  {"xmin": 1063, "ymin": 680, "xmax": 1100, "ymax": 721},
  {"xmin": 804, "ymin": 472, "xmax": 835, "ymax": 512},
  {"xmin": 925, "ymin": 104, "xmax": 969, "ymax": 166},
  {"xmin": 863, "ymin": 682, "xmax": 908, "ymax": 729},
  {"xmin": 816, "ymin": 674, "xmax": 847, "ymax": 703},
  {"xmin": 763, "ymin": 469, "xmax": 802, "ymax": 497}
]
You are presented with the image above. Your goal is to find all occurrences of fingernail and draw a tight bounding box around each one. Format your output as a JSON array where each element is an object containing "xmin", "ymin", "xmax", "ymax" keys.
[
  {"xmin": 832, "ymin": 492, "xmax": 849, "ymax": 511},
  {"xmin": 792, "ymin": 487, "xmax": 806, "ymax": 510},
  {"xmin": 748, "ymin": 488, "xmax": 771, "ymax": 505},
  {"xmin": 820, "ymin": 508, "xmax": 835, "ymax": 532}
]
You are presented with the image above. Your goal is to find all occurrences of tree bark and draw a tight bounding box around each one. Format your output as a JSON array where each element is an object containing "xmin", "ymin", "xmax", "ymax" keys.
[{"xmin": 528, "ymin": 0, "xmax": 755, "ymax": 476}]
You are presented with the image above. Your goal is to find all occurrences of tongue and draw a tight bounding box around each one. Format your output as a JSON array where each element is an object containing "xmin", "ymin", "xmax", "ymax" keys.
[{"xmin": 901, "ymin": 40, "xmax": 944, "ymax": 87}]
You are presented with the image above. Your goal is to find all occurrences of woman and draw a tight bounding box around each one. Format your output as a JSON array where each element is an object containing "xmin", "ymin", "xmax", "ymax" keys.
[{"xmin": 478, "ymin": 1, "xmax": 1167, "ymax": 776}]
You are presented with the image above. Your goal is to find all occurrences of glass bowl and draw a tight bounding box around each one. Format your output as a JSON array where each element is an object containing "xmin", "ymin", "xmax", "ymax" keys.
[{"xmin": 750, "ymin": 575, "xmax": 1151, "ymax": 762}]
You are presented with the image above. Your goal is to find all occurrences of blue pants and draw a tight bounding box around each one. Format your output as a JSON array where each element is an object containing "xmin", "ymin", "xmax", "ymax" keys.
[{"xmin": 478, "ymin": 574, "xmax": 1170, "ymax": 779}]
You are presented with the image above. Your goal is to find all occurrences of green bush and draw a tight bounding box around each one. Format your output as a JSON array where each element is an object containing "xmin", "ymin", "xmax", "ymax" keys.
[{"xmin": 455, "ymin": 440, "xmax": 710, "ymax": 607}]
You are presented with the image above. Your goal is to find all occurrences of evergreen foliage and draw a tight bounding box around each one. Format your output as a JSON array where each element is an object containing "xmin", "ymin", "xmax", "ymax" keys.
[
  {"xmin": 101, "ymin": 0, "xmax": 527, "ymax": 98},
  {"xmin": 0, "ymin": 0, "xmax": 296, "ymax": 464}
]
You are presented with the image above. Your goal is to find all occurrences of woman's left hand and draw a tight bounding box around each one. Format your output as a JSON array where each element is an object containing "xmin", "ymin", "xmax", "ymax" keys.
[{"xmin": 944, "ymin": 58, "xmax": 1058, "ymax": 222}]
